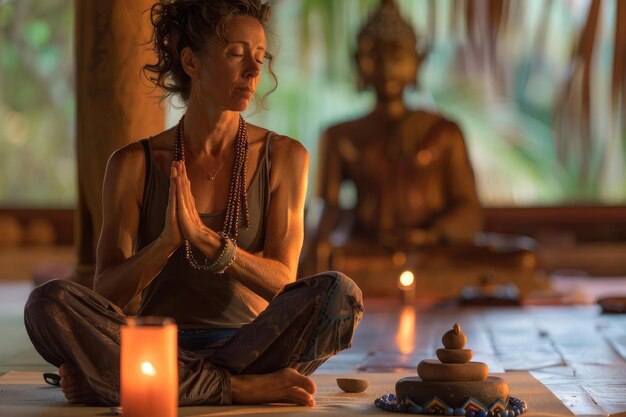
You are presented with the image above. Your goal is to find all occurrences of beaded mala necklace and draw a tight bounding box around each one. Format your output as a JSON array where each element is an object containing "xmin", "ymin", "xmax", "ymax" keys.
[{"xmin": 172, "ymin": 114, "xmax": 250, "ymax": 272}]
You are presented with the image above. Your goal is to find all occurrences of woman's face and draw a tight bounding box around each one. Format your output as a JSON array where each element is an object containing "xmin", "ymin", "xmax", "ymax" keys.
[{"xmin": 195, "ymin": 15, "xmax": 266, "ymax": 111}]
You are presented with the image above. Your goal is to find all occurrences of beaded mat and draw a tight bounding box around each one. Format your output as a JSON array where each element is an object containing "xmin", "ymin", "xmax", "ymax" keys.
[{"xmin": 0, "ymin": 371, "xmax": 574, "ymax": 417}]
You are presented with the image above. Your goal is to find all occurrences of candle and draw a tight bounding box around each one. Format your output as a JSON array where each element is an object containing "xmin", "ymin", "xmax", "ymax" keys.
[
  {"xmin": 121, "ymin": 317, "xmax": 178, "ymax": 417},
  {"xmin": 398, "ymin": 270, "xmax": 416, "ymax": 303}
]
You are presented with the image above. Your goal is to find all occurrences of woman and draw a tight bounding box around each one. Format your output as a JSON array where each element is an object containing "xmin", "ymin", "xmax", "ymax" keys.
[{"xmin": 24, "ymin": 0, "xmax": 362, "ymax": 407}]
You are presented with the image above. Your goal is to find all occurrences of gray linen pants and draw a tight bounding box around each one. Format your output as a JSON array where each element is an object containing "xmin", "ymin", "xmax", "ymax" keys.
[{"xmin": 23, "ymin": 271, "xmax": 363, "ymax": 406}]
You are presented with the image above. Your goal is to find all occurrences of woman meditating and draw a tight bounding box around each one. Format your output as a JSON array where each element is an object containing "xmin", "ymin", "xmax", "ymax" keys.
[{"xmin": 24, "ymin": 0, "xmax": 362, "ymax": 408}]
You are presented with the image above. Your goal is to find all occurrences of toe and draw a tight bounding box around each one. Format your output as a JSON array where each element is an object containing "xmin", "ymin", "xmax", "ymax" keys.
[{"xmin": 288, "ymin": 386, "xmax": 315, "ymax": 407}]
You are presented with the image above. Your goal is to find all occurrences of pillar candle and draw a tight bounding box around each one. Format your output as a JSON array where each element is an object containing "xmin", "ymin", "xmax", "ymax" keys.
[{"xmin": 121, "ymin": 317, "xmax": 178, "ymax": 417}]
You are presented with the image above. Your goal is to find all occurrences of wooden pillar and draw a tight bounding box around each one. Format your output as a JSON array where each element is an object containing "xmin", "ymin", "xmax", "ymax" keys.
[{"xmin": 73, "ymin": 0, "xmax": 164, "ymax": 287}]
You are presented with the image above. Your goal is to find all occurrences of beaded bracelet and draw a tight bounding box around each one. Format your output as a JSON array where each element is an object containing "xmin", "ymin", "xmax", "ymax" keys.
[
  {"xmin": 211, "ymin": 234, "xmax": 237, "ymax": 274},
  {"xmin": 184, "ymin": 233, "xmax": 237, "ymax": 274}
]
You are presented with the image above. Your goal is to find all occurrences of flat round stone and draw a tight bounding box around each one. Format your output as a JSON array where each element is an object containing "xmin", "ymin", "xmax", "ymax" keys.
[
  {"xmin": 396, "ymin": 376, "xmax": 509, "ymax": 408},
  {"xmin": 417, "ymin": 359, "xmax": 488, "ymax": 382},
  {"xmin": 436, "ymin": 348, "xmax": 473, "ymax": 364},
  {"xmin": 336, "ymin": 378, "xmax": 369, "ymax": 393}
]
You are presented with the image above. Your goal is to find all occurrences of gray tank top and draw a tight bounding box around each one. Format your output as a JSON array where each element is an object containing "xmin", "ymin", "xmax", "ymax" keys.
[{"xmin": 135, "ymin": 132, "xmax": 275, "ymax": 328}]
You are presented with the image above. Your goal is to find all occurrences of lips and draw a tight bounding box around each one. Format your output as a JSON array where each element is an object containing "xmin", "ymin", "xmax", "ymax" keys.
[{"xmin": 235, "ymin": 87, "xmax": 255, "ymax": 94}]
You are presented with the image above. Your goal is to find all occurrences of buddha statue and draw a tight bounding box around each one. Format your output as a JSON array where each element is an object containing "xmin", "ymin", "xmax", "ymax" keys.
[{"xmin": 303, "ymin": 0, "xmax": 538, "ymax": 298}]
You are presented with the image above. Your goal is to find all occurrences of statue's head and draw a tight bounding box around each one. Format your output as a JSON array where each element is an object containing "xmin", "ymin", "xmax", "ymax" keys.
[{"xmin": 355, "ymin": 0, "xmax": 425, "ymax": 98}]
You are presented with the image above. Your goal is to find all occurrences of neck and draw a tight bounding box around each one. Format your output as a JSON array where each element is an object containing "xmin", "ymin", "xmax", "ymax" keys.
[{"xmin": 183, "ymin": 100, "xmax": 240, "ymax": 156}]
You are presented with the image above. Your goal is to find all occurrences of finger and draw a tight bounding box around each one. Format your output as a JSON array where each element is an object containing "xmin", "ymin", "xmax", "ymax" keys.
[
  {"xmin": 169, "ymin": 166, "xmax": 178, "ymax": 209},
  {"xmin": 179, "ymin": 159, "xmax": 188, "ymax": 179},
  {"xmin": 181, "ymin": 156, "xmax": 187, "ymax": 178},
  {"xmin": 176, "ymin": 174, "xmax": 194, "ymax": 221},
  {"xmin": 181, "ymin": 163, "xmax": 192, "ymax": 192},
  {"xmin": 175, "ymin": 175, "xmax": 187, "ymax": 213},
  {"xmin": 176, "ymin": 166, "xmax": 196, "ymax": 217}
]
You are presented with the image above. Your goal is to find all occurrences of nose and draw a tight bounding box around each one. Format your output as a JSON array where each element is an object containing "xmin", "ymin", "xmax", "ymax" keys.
[{"xmin": 244, "ymin": 53, "xmax": 261, "ymax": 79}]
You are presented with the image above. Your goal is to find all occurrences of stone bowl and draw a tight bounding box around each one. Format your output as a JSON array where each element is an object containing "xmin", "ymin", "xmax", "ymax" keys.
[{"xmin": 336, "ymin": 378, "xmax": 370, "ymax": 393}]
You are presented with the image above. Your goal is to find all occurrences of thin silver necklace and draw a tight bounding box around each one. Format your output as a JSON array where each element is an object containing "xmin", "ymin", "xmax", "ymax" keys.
[{"xmin": 185, "ymin": 143, "xmax": 226, "ymax": 181}]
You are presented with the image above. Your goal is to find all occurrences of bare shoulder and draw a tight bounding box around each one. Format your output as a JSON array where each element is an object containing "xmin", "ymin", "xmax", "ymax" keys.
[
  {"xmin": 270, "ymin": 134, "xmax": 309, "ymax": 166},
  {"xmin": 267, "ymin": 134, "xmax": 309, "ymax": 192},
  {"xmin": 103, "ymin": 141, "xmax": 147, "ymax": 204},
  {"xmin": 107, "ymin": 141, "xmax": 146, "ymax": 173}
]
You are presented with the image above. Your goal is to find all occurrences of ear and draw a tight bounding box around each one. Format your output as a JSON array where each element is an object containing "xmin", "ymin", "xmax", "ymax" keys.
[{"xmin": 180, "ymin": 47, "xmax": 201, "ymax": 80}]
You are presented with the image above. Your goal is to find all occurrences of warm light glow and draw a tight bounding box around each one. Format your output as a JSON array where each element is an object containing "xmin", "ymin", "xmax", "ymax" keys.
[
  {"xmin": 121, "ymin": 317, "xmax": 177, "ymax": 417},
  {"xmin": 392, "ymin": 251, "xmax": 407, "ymax": 266},
  {"xmin": 395, "ymin": 306, "xmax": 416, "ymax": 355},
  {"xmin": 399, "ymin": 270, "xmax": 415, "ymax": 287},
  {"xmin": 141, "ymin": 361, "xmax": 157, "ymax": 377}
]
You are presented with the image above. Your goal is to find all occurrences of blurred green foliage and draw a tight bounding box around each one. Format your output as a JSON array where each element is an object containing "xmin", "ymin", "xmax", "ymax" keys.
[
  {"xmin": 0, "ymin": 0, "xmax": 74, "ymax": 207},
  {"xmin": 1, "ymin": 0, "xmax": 624, "ymax": 208},
  {"xmin": 247, "ymin": 0, "xmax": 625, "ymax": 206}
]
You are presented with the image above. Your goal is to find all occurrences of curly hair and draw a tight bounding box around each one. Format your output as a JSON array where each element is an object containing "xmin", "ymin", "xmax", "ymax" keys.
[{"xmin": 143, "ymin": 0, "xmax": 277, "ymax": 105}]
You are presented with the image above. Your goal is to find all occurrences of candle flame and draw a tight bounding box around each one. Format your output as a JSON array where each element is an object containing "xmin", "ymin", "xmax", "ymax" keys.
[
  {"xmin": 399, "ymin": 270, "xmax": 414, "ymax": 287},
  {"xmin": 141, "ymin": 361, "xmax": 157, "ymax": 376}
]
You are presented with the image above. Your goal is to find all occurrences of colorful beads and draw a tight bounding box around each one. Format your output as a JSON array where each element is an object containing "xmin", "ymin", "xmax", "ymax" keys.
[{"xmin": 373, "ymin": 395, "xmax": 528, "ymax": 417}]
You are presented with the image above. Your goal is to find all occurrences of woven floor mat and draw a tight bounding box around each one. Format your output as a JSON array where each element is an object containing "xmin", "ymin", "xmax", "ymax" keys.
[{"xmin": 0, "ymin": 371, "xmax": 574, "ymax": 417}]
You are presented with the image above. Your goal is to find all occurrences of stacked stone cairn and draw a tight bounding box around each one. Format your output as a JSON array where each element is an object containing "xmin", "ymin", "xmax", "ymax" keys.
[{"xmin": 375, "ymin": 323, "xmax": 527, "ymax": 416}]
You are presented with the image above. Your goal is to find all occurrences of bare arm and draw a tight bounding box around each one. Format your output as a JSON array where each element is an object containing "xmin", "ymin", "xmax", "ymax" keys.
[
  {"xmin": 93, "ymin": 143, "xmax": 182, "ymax": 311},
  {"xmin": 175, "ymin": 136, "xmax": 309, "ymax": 301},
  {"xmin": 230, "ymin": 137, "xmax": 309, "ymax": 299}
]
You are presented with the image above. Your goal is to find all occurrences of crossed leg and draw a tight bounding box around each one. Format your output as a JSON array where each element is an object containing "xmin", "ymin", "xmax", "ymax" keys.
[{"xmin": 24, "ymin": 272, "xmax": 363, "ymax": 406}]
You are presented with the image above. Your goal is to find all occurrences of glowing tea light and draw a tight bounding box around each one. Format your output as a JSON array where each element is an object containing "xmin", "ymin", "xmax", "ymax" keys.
[
  {"xmin": 398, "ymin": 270, "xmax": 416, "ymax": 303},
  {"xmin": 121, "ymin": 317, "xmax": 177, "ymax": 417},
  {"xmin": 399, "ymin": 270, "xmax": 415, "ymax": 287}
]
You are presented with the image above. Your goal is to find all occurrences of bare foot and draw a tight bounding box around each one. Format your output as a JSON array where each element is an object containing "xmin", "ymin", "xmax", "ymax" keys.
[
  {"xmin": 231, "ymin": 368, "xmax": 317, "ymax": 407},
  {"xmin": 58, "ymin": 363, "xmax": 99, "ymax": 404}
]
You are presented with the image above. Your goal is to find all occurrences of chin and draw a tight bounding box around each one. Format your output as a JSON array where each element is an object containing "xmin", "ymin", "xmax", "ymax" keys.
[{"xmin": 231, "ymin": 100, "xmax": 251, "ymax": 112}]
